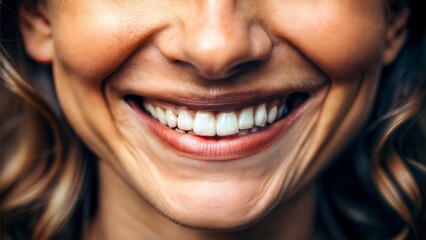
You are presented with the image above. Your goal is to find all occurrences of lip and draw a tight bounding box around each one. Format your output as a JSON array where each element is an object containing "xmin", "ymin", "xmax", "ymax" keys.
[
  {"xmin": 127, "ymin": 98, "xmax": 310, "ymax": 161},
  {"xmin": 116, "ymin": 77, "xmax": 326, "ymax": 111}
]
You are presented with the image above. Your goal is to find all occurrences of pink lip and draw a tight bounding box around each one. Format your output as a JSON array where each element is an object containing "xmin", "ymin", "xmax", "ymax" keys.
[{"xmin": 129, "ymin": 101, "xmax": 309, "ymax": 161}]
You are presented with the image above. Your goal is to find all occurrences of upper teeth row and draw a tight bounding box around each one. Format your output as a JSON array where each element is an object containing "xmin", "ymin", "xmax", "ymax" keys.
[{"xmin": 143, "ymin": 101, "xmax": 289, "ymax": 137}]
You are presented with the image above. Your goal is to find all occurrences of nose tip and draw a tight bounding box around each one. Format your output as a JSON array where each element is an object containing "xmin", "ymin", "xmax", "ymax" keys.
[
  {"xmin": 183, "ymin": 24, "xmax": 271, "ymax": 79},
  {"xmin": 179, "ymin": 4, "xmax": 272, "ymax": 80}
]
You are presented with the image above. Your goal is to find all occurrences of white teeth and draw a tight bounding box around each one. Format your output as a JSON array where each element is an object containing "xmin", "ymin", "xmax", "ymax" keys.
[
  {"xmin": 254, "ymin": 103, "xmax": 267, "ymax": 127},
  {"xmin": 144, "ymin": 103, "xmax": 157, "ymax": 119},
  {"xmin": 216, "ymin": 112, "xmax": 239, "ymax": 136},
  {"xmin": 177, "ymin": 110, "xmax": 193, "ymax": 130},
  {"xmin": 238, "ymin": 130, "xmax": 250, "ymax": 136},
  {"xmin": 238, "ymin": 107, "xmax": 254, "ymax": 129},
  {"xmin": 143, "ymin": 95, "xmax": 299, "ymax": 137},
  {"xmin": 156, "ymin": 107, "xmax": 167, "ymax": 125},
  {"xmin": 166, "ymin": 110, "xmax": 177, "ymax": 128},
  {"xmin": 193, "ymin": 111, "xmax": 216, "ymax": 136},
  {"xmin": 250, "ymin": 126, "xmax": 260, "ymax": 133},
  {"xmin": 267, "ymin": 105, "xmax": 278, "ymax": 124}
]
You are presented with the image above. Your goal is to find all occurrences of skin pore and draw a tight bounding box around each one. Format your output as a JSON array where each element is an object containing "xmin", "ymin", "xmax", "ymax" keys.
[{"xmin": 20, "ymin": 0, "xmax": 409, "ymax": 239}]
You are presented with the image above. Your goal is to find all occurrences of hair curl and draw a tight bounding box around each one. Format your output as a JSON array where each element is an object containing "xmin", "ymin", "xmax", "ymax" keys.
[
  {"xmin": 320, "ymin": 0, "xmax": 426, "ymax": 239},
  {"xmin": 1, "ymin": 0, "xmax": 425, "ymax": 239}
]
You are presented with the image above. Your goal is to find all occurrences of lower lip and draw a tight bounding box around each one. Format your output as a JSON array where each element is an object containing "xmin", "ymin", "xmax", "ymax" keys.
[{"xmin": 129, "ymin": 101, "xmax": 309, "ymax": 161}]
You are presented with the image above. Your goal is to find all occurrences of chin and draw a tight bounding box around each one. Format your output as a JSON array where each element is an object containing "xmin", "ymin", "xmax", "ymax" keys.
[
  {"xmin": 137, "ymin": 165, "xmax": 289, "ymax": 231},
  {"xmin": 159, "ymin": 195, "xmax": 277, "ymax": 231}
]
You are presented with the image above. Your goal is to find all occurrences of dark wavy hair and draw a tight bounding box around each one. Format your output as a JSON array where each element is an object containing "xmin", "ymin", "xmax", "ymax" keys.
[{"xmin": 1, "ymin": 0, "xmax": 425, "ymax": 239}]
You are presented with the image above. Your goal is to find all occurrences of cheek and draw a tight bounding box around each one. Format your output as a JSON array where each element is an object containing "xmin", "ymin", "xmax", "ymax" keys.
[
  {"xmin": 48, "ymin": 2, "xmax": 170, "ymax": 156},
  {"xmin": 265, "ymin": 0, "xmax": 387, "ymax": 79},
  {"xmin": 48, "ymin": 5, "xmax": 135, "ymax": 159},
  {"xmin": 260, "ymin": 1, "xmax": 388, "ymax": 184},
  {"xmin": 50, "ymin": 1, "xmax": 167, "ymax": 85}
]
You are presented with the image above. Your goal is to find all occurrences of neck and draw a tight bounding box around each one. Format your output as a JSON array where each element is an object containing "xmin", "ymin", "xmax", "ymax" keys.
[{"xmin": 86, "ymin": 161, "xmax": 317, "ymax": 240}]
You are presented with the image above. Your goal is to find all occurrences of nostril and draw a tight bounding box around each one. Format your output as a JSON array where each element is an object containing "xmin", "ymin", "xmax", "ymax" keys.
[
  {"xmin": 226, "ymin": 60, "xmax": 265, "ymax": 76},
  {"xmin": 173, "ymin": 59, "xmax": 266, "ymax": 80},
  {"xmin": 173, "ymin": 59, "xmax": 193, "ymax": 69}
]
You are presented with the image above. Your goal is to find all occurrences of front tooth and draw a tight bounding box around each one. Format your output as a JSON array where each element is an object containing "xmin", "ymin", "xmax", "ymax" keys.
[
  {"xmin": 156, "ymin": 107, "xmax": 167, "ymax": 125},
  {"xmin": 254, "ymin": 103, "xmax": 267, "ymax": 126},
  {"xmin": 166, "ymin": 110, "xmax": 177, "ymax": 128},
  {"xmin": 216, "ymin": 112, "xmax": 239, "ymax": 136},
  {"xmin": 238, "ymin": 107, "xmax": 254, "ymax": 129},
  {"xmin": 193, "ymin": 111, "xmax": 216, "ymax": 136},
  {"xmin": 177, "ymin": 110, "xmax": 193, "ymax": 130},
  {"xmin": 267, "ymin": 105, "xmax": 278, "ymax": 124}
]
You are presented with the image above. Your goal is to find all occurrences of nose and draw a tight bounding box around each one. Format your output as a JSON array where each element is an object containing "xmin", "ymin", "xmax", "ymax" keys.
[{"xmin": 169, "ymin": 1, "xmax": 272, "ymax": 79}]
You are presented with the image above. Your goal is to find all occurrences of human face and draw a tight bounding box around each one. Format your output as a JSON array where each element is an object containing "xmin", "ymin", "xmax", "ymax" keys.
[{"xmin": 43, "ymin": 0, "xmax": 395, "ymax": 229}]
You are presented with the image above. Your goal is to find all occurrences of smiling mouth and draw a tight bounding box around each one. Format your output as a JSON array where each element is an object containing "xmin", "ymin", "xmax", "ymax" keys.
[
  {"xmin": 121, "ymin": 78, "xmax": 324, "ymax": 161},
  {"xmin": 126, "ymin": 92, "xmax": 309, "ymax": 139}
]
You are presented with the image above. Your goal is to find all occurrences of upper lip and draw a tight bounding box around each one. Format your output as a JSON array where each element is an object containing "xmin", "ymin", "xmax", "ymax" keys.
[{"xmin": 121, "ymin": 78, "xmax": 326, "ymax": 111}]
